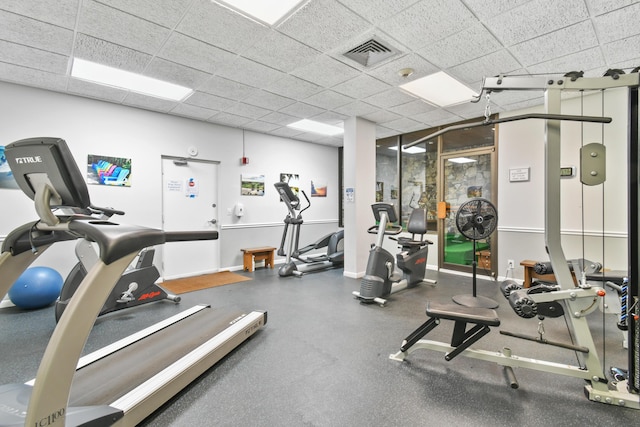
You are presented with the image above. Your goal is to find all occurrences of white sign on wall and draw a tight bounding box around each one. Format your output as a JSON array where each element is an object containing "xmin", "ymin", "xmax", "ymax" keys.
[{"xmin": 509, "ymin": 167, "xmax": 530, "ymax": 182}]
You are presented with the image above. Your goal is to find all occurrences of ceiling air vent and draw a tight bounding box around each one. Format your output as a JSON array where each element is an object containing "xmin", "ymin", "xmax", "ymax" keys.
[{"xmin": 343, "ymin": 37, "xmax": 399, "ymax": 67}]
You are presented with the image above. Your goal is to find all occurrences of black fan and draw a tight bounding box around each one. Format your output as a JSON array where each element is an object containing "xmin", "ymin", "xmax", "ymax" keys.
[{"xmin": 452, "ymin": 198, "xmax": 499, "ymax": 308}]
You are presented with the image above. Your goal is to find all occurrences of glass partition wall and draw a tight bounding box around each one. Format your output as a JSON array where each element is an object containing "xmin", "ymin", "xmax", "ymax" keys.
[{"xmin": 374, "ymin": 118, "xmax": 497, "ymax": 277}]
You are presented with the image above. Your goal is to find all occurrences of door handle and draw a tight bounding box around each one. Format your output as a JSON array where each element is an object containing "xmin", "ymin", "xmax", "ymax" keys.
[{"xmin": 208, "ymin": 219, "xmax": 217, "ymax": 225}]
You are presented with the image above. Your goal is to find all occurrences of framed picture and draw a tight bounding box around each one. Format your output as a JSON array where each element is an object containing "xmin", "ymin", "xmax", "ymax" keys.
[
  {"xmin": 241, "ymin": 174, "xmax": 265, "ymax": 196},
  {"xmin": 87, "ymin": 154, "xmax": 131, "ymax": 187},
  {"xmin": 310, "ymin": 180, "xmax": 327, "ymax": 197}
]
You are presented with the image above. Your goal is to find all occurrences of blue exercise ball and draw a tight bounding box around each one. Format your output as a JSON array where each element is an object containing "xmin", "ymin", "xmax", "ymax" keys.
[{"xmin": 8, "ymin": 267, "xmax": 63, "ymax": 309}]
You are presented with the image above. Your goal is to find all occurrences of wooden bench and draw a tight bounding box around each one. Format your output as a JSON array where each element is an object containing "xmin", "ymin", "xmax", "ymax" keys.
[
  {"xmin": 241, "ymin": 247, "xmax": 276, "ymax": 272},
  {"xmin": 520, "ymin": 259, "xmax": 577, "ymax": 288}
]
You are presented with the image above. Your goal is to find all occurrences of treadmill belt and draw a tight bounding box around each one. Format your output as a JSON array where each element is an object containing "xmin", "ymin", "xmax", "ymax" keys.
[{"xmin": 69, "ymin": 307, "xmax": 243, "ymax": 407}]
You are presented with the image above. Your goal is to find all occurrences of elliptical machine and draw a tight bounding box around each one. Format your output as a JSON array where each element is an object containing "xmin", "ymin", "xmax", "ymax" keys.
[
  {"xmin": 275, "ymin": 181, "xmax": 344, "ymax": 277},
  {"xmin": 353, "ymin": 203, "xmax": 434, "ymax": 306},
  {"xmin": 54, "ymin": 214, "xmax": 180, "ymax": 322}
]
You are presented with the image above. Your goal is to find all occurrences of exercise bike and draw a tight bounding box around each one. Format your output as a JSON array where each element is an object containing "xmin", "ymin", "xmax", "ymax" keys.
[
  {"xmin": 275, "ymin": 181, "xmax": 344, "ymax": 277},
  {"xmin": 54, "ymin": 221, "xmax": 180, "ymax": 322},
  {"xmin": 353, "ymin": 203, "xmax": 434, "ymax": 306}
]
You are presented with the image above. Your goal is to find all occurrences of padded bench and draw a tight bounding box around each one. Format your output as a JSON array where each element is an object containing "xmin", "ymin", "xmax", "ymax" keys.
[
  {"xmin": 401, "ymin": 301, "xmax": 500, "ymax": 361},
  {"xmin": 241, "ymin": 247, "xmax": 276, "ymax": 272}
]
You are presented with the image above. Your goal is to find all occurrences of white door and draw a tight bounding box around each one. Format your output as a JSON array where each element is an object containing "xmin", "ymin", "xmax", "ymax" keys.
[{"xmin": 161, "ymin": 156, "xmax": 219, "ymax": 279}]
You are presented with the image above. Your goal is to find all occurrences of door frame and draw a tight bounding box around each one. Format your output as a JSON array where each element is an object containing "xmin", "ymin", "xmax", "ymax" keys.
[
  {"xmin": 160, "ymin": 155, "xmax": 221, "ymax": 279},
  {"xmin": 438, "ymin": 146, "xmax": 498, "ymax": 276}
]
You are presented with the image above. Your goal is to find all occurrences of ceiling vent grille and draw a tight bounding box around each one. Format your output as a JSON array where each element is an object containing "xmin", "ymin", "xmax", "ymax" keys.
[{"xmin": 343, "ymin": 37, "xmax": 400, "ymax": 67}]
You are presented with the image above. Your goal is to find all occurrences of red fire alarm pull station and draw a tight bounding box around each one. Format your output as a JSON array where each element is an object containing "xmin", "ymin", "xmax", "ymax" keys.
[{"xmin": 241, "ymin": 157, "xmax": 249, "ymax": 165}]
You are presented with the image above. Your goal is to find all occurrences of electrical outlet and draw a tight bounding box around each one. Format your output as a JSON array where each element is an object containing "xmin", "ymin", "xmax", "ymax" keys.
[{"xmin": 507, "ymin": 259, "xmax": 515, "ymax": 269}]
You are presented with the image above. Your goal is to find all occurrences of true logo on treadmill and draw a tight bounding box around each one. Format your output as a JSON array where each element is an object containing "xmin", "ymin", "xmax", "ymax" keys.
[
  {"xmin": 415, "ymin": 257, "xmax": 427, "ymax": 264},
  {"xmin": 14, "ymin": 156, "xmax": 43, "ymax": 164}
]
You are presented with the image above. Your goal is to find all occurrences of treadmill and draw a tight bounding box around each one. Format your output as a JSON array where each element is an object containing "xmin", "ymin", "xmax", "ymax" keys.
[{"xmin": 0, "ymin": 137, "xmax": 267, "ymax": 426}]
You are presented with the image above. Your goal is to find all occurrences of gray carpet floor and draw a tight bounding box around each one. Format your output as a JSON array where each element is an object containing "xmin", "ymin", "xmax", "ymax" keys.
[{"xmin": 0, "ymin": 267, "xmax": 636, "ymax": 426}]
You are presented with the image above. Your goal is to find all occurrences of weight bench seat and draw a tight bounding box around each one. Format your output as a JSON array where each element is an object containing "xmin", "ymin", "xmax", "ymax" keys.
[
  {"xmin": 401, "ymin": 301, "xmax": 500, "ymax": 361},
  {"xmin": 426, "ymin": 301, "xmax": 500, "ymax": 326}
]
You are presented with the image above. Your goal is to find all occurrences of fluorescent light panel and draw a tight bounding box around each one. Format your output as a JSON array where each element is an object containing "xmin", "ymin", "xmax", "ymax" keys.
[
  {"xmin": 448, "ymin": 157, "xmax": 477, "ymax": 164},
  {"xmin": 388, "ymin": 146, "xmax": 426, "ymax": 154},
  {"xmin": 400, "ymin": 71, "xmax": 477, "ymax": 107},
  {"xmin": 214, "ymin": 0, "xmax": 305, "ymax": 25},
  {"xmin": 287, "ymin": 119, "xmax": 344, "ymax": 136},
  {"xmin": 71, "ymin": 58, "xmax": 193, "ymax": 101}
]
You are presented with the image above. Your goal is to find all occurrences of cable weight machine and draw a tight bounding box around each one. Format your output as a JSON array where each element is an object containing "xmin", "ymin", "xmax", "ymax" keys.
[{"xmin": 394, "ymin": 70, "xmax": 640, "ymax": 408}]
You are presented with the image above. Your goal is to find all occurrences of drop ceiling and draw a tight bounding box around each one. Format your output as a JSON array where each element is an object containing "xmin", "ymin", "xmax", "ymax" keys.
[{"xmin": 1, "ymin": 0, "xmax": 638, "ymax": 147}]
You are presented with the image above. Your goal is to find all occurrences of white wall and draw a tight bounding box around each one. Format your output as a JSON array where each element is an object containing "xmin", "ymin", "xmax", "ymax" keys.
[
  {"xmin": 497, "ymin": 87, "xmax": 629, "ymax": 279},
  {"xmin": 0, "ymin": 82, "xmax": 340, "ymax": 277}
]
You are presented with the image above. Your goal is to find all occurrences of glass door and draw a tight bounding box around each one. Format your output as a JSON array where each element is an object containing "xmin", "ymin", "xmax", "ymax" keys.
[{"xmin": 439, "ymin": 147, "xmax": 497, "ymax": 276}]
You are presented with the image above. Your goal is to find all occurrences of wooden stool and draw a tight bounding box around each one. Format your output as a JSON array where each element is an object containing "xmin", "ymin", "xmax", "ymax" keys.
[
  {"xmin": 520, "ymin": 259, "xmax": 577, "ymax": 288},
  {"xmin": 241, "ymin": 247, "xmax": 276, "ymax": 272}
]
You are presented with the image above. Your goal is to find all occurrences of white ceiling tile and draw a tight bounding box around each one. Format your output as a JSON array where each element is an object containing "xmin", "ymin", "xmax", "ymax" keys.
[
  {"xmin": 362, "ymin": 109, "xmax": 402, "ymax": 123},
  {"xmin": 303, "ymin": 90, "xmax": 354, "ymax": 110},
  {"xmin": 124, "ymin": 93, "xmax": 179, "ymax": 113},
  {"xmin": 331, "ymin": 75, "xmax": 391, "ymax": 100},
  {"xmin": 265, "ymin": 75, "xmax": 323, "ymax": 99},
  {"xmin": 291, "ymin": 55, "xmax": 361, "ymax": 88},
  {"xmin": 392, "ymin": 99, "xmax": 437, "ymax": 116},
  {"xmin": 380, "ymin": 116, "xmax": 424, "ymax": 133},
  {"xmin": 208, "ymin": 112, "xmax": 253, "ymax": 127},
  {"xmin": 170, "ymin": 103, "xmax": 217, "ymax": 120},
  {"xmin": 0, "ymin": 0, "xmax": 79, "ymax": 29},
  {"xmin": 159, "ymin": 33, "xmax": 237, "ymax": 74},
  {"xmin": 486, "ymin": 0, "xmax": 589, "ymax": 46},
  {"xmin": 526, "ymin": 47, "xmax": 606, "ymax": 76},
  {"xmin": 602, "ymin": 34, "xmax": 640, "ymax": 66},
  {"xmin": 411, "ymin": 109, "xmax": 463, "ymax": 127},
  {"xmin": 242, "ymin": 31, "xmax": 322, "ymax": 72},
  {"xmin": 186, "ymin": 91, "xmax": 237, "ymax": 110},
  {"xmin": 0, "ymin": 40, "xmax": 68, "ymax": 74},
  {"xmin": 311, "ymin": 110, "xmax": 348, "ymax": 125},
  {"xmin": 243, "ymin": 120, "xmax": 281, "ymax": 133},
  {"xmin": 335, "ymin": 0, "xmax": 421, "ymax": 25},
  {"xmin": 0, "ymin": 63, "xmax": 68, "ymax": 92},
  {"xmin": 277, "ymin": 0, "xmax": 371, "ymax": 51},
  {"xmin": 269, "ymin": 126, "xmax": 305, "ymax": 138},
  {"xmin": 74, "ymin": 34, "xmax": 151, "ymax": 72},
  {"xmin": 379, "ymin": 0, "xmax": 477, "ymax": 50},
  {"xmin": 363, "ymin": 89, "xmax": 415, "ymax": 108},
  {"xmin": 444, "ymin": 100, "xmax": 491, "ymax": 120},
  {"xmin": 78, "ymin": 1, "xmax": 171, "ymax": 53},
  {"xmin": 0, "ymin": 10, "xmax": 74, "ymax": 55},
  {"xmin": 198, "ymin": 76, "xmax": 255, "ymax": 100},
  {"xmin": 215, "ymin": 57, "xmax": 287, "ymax": 89},
  {"xmin": 243, "ymin": 90, "xmax": 296, "ymax": 110},
  {"xmin": 334, "ymin": 101, "xmax": 380, "ymax": 117},
  {"xmin": 448, "ymin": 50, "xmax": 521, "ymax": 86},
  {"xmin": 585, "ymin": 0, "xmax": 638, "ymax": 16},
  {"xmin": 261, "ymin": 111, "xmax": 300, "ymax": 126},
  {"xmin": 96, "ymin": 0, "xmax": 192, "ymax": 28},
  {"xmin": 417, "ymin": 23, "xmax": 503, "ymax": 69},
  {"xmin": 224, "ymin": 102, "xmax": 271, "ymax": 120},
  {"xmin": 366, "ymin": 53, "xmax": 439, "ymax": 86},
  {"xmin": 593, "ymin": 2, "xmax": 640, "ymax": 43},
  {"xmin": 67, "ymin": 78, "xmax": 128, "ymax": 102},
  {"xmin": 145, "ymin": 58, "xmax": 212, "ymax": 88},
  {"xmin": 376, "ymin": 125, "xmax": 398, "ymax": 138},
  {"xmin": 279, "ymin": 102, "xmax": 326, "ymax": 118},
  {"xmin": 462, "ymin": 0, "xmax": 531, "ymax": 21},
  {"xmin": 510, "ymin": 21, "xmax": 599, "ymax": 67},
  {"xmin": 177, "ymin": 0, "xmax": 270, "ymax": 52}
]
